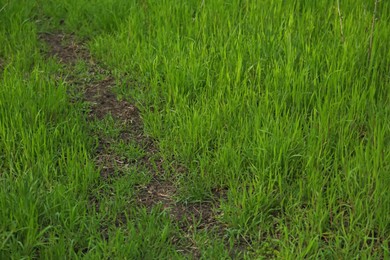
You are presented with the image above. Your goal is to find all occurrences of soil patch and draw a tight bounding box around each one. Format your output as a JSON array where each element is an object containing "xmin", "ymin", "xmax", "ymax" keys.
[
  {"xmin": 40, "ymin": 31, "xmax": 223, "ymax": 256},
  {"xmin": 40, "ymin": 32, "xmax": 90, "ymax": 64}
]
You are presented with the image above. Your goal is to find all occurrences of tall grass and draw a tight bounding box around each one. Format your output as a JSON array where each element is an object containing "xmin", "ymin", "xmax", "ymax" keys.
[
  {"xmin": 0, "ymin": 1, "xmax": 99, "ymax": 258},
  {"xmin": 89, "ymin": 0, "xmax": 390, "ymax": 257},
  {"xmin": 1, "ymin": 0, "xmax": 389, "ymax": 258},
  {"xmin": 1, "ymin": 1, "xmax": 179, "ymax": 258}
]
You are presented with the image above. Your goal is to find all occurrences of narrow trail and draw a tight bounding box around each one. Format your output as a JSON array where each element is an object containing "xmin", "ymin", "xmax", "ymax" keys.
[{"xmin": 39, "ymin": 32, "xmax": 223, "ymax": 256}]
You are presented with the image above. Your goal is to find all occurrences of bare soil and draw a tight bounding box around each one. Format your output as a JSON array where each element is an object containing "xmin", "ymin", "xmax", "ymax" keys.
[{"xmin": 40, "ymin": 32, "xmax": 222, "ymax": 256}]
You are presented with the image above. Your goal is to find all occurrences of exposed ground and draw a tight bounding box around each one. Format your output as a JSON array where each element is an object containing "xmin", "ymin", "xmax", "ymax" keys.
[{"xmin": 39, "ymin": 32, "xmax": 224, "ymax": 257}]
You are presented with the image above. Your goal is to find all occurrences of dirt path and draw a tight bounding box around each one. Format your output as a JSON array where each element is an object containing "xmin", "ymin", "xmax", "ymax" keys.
[{"xmin": 40, "ymin": 32, "xmax": 222, "ymax": 257}]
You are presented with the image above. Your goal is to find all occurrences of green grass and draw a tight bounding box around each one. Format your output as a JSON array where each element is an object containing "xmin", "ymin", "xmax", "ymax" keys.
[{"xmin": 1, "ymin": 0, "xmax": 389, "ymax": 258}]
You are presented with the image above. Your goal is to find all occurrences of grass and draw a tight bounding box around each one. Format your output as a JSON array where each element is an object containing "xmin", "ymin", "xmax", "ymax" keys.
[{"xmin": 1, "ymin": 0, "xmax": 389, "ymax": 258}]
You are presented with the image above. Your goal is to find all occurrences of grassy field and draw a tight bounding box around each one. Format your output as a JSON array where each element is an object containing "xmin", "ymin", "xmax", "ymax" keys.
[{"xmin": 1, "ymin": 0, "xmax": 389, "ymax": 258}]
